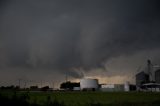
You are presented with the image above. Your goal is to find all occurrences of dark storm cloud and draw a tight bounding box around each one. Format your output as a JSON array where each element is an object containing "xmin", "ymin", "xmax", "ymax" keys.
[{"xmin": 0, "ymin": 0, "xmax": 160, "ymax": 78}]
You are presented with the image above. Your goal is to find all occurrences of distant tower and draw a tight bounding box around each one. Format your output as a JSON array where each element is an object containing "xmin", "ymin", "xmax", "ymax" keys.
[{"xmin": 147, "ymin": 59, "xmax": 153, "ymax": 82}]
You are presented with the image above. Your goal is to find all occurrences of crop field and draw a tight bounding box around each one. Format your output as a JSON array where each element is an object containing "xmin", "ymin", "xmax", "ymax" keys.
[{"xmin": 0, "ymin": 91, "xmax": 160, "ymax": 106}]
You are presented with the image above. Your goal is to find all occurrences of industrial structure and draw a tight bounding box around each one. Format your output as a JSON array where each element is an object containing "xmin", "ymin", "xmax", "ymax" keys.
[
  {"xmin": 80, "ymin": 78, "xmax": 99, "ymax": 91},
  {"xmin": 135, "ymin": 60, "xmax": 160, "ymax": 92},
  {"xmin": 155, "ymin": 69, "xmax": 160, "ymax": 83},
  {"xmin": 100, "ymin": 84, "xmax": 124, "ymax": 92},
  {"xmin": 58, "ymin": 60, "xmax": 160, "ymax": 92},
  {"xmin": 136, "ymin": 71, "xmax": 149, "ymax": 87},
  {"xmin": 100, "ymin": 82, "xmax": 136, "ymax": 92}
]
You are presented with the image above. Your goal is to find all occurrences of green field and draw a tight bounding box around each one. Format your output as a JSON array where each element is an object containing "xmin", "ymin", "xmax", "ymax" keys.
[{"xmin": 1, "ymin": 91, "xmax": 160, "ymax": 106}]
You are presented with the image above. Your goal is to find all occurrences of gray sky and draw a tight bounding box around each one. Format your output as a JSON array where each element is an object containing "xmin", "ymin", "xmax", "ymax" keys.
[{"xmin": 0, "ymin": 0, "xmax": 160, "ymax": 88}]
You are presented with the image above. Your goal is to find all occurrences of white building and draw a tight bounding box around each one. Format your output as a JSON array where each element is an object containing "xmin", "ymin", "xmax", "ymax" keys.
[{"xmin": 80, "ymin": 78, "xmax": 99, "ymax": 90}]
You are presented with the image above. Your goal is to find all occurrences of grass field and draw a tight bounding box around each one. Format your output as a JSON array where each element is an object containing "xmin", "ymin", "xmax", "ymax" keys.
[{"xmin": 0, "ymin": 91, "xmax": 160, "ymax": 106}]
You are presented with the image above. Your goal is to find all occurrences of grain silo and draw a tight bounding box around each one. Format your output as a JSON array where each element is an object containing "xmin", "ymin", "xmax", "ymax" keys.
[
  {"xmin": 124, "ymin": 82, "xmax": 130, "ymax": 91},
  {"xmin": 80, "ymin": 78, "xmax": 99, "ymax": 90},
  {"xmin": 155, "ymin": 69, "xmax": 160, "ymax": 83}
]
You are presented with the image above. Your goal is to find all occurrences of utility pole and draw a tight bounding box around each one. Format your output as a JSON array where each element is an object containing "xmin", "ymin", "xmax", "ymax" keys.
[
  {"xmin": 18, "ymin": 79, "xmax": 22, "ymax": 88},
  {"xmin": 24, "ymin": 81, "xmax": 27, "ymax": 89},
  {"xmin": 40, "ymin": 80, "xmax": 42, "ymax": 88},
  {"xmin": 52, "ymin": 82, "xmax": 54, "ymax": 90}
]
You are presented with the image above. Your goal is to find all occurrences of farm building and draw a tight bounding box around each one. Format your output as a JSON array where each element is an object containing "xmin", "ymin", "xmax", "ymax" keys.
[{"xmin": 100, "ymin": 83, "xmax": 136, "ymax": 92}]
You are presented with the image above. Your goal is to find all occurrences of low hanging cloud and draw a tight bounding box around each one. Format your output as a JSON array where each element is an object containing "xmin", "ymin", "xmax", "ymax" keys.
[{"xmin": 0, "ymin": 0, "xmax": 160, "ymax": 83}]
